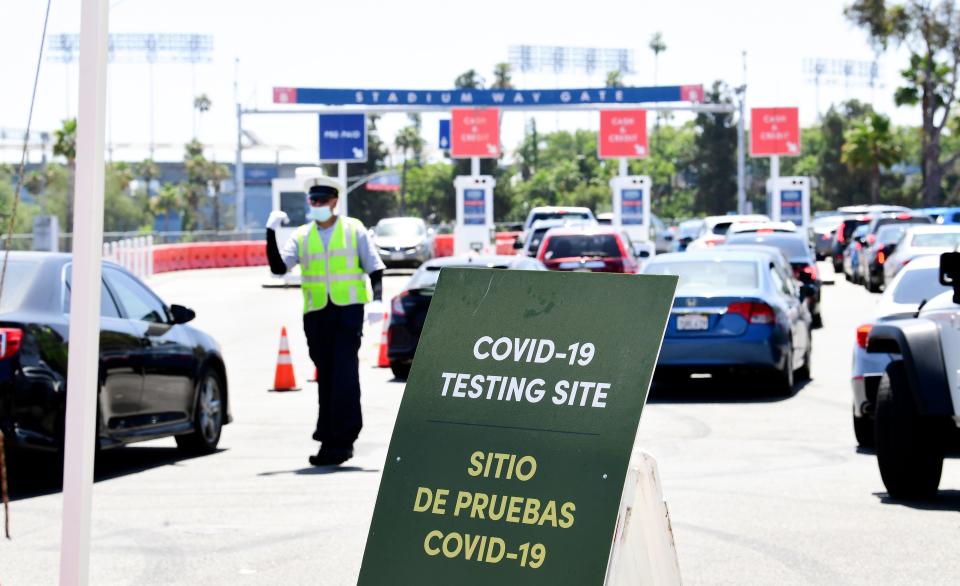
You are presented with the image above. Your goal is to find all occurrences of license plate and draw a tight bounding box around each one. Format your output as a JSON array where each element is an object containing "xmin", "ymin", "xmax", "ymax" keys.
[
  {"xmin": 390, "ymin": 252, "xmax": 405, "ymax": 261},
  {"xmin": 677, "ymin": 314, "xmax": 709, "ymax": 330}
]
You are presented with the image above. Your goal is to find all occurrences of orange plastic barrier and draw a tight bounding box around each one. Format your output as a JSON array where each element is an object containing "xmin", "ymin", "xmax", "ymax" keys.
[
  {"xmin": 434, "ymin": 234, "xmax": 454, "ymax": 257},
  {"xmin": 495, "ymin": 231, "xmax": 521, "ymax": 255},
  {"xmin": 245, "ymin": 241, "xmax": 268, "ymax": 266},
  {"xmin": 188, "ymin": 242, "xmax": 218, "ymax": 269},
  {"xmin": 217, "ymin": 243, "xmax": 246, "ymax": 268}
]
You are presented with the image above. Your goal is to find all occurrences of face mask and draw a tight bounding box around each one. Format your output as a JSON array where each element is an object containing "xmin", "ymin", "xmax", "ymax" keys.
[{"xmin": 308, "ymin": 204, "xmax": 334, "ymax": 222}]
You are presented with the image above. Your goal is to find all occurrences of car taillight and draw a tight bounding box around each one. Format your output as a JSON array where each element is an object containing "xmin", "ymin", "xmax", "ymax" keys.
[
  {"xmin": 727, "ymin": 302, "xmax": 776, "ymax": 324},
  {"xmin": 866, "ymin": 234, "xmax": 876, "ymax": 245},
  {"xmin": 896, "ymin": 213, "xmax": 912, "ymax": 220},
  {"xmin": 877, "ymin": 249, "xmax": 886, "ymax": 264},
  {"xmin": 854, "ymin": 242, "xmax": 861, "ymax": 251},
  {"xmin": 0, "ymin": 327, "xmax": 23, "ymax": 360},
  {"xmin": 837, "ymin": 227, "xmax": 846, "ymax": 244},
  {"xmin": 391, "ymin": 293, "xmax": 407, "ymax": 317},
  {"xmin": 793, "ymin": 265, "xmax": 818, "ymax": 280},
  {"xmin": 603, "ymin": 259, "xmax": 625, "ymax": 272},
  {"xmin": 856, "ymin": 324, "xmax": 873, "ymax": 348}
]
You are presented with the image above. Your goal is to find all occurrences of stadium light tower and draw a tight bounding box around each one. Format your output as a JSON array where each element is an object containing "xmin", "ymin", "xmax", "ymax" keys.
[
  {"xmin": 47, "ymin": 33, "xmax": 213, "ymax": 157},
  {"xmin": 803, "ymin": 57, "xmax": 883, "ymax": 118}
]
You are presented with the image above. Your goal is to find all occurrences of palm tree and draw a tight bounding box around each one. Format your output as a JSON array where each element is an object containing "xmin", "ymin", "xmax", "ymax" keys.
[
  {"xmin": 394, "ymin": 125, "xmax": 425, "ymax": 215},
  {"xmin": 150, "ymin": 183, "xmax": 183, "ymax": 232},
  {"xmin": 134, "ymin": 158, "xmax": 160, "ymax": 195},
  {"xmin": 842, "ymin": 112, "xmax": 900, "ymax": 204},
  {"xmin": 491, "ymin": 63, "xmax": 513, "ymax": 89},
  {"xmin": 605, "ymin": 70, "xmax": 624, "ymax": 88},
  {"xmin": 193, "ymin": 94, "xmax": 211, "ymax": 140},
  {"xmin": 53, "ymin": 118, "xmax": 77, "ymax": 233},
  {"xmin": 649, "ymin": 32, "xmax": 667, "ymax": 86},
  {"xmin": 454, "ymin": 69, "xmax": 484, "ymax": 89}
]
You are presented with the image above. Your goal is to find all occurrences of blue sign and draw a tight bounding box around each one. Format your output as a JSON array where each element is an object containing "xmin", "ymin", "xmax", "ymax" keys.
[
  {"xmin": 463, "ymin": 188, "xmax": 486, "ymax": 225},
  {"xmin": 621, "ymin": 189, "xmax": 644, "ymax": 225},
  {"xmin": 780, "ymin": 189, "xmax": 802, "ymax": 222},
  {"xmin": 439, "ymin": 119, "xmax": 450, "ymax": 150},
  {"xmin": 289, "ymin": 85, "xmax": 700, "ymax": 107},
  {"xmin": 319, "ymin": 113, "xmax": 367, "ymax": 162}
]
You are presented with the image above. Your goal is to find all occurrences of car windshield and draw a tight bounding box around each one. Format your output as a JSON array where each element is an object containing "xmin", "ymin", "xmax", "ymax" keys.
[
  {"xmin": 0, "ymin": 260, "xmax": 40, "ymax": 312},
  {"xmin": 543, "ymin": 234, "xmax": 621, "ymax": 259},
  {"xmin": 711, "ymin": 222, "xmax": 734, "ymax": 235},
  {"xmin": 375, "ymin": 220, "xmax": 425, "ymax": 237},
  {"xmin": 911, "ymin": 232, "xmax": 960, "ymax": 248},
  {"xmin": 877, "ymin": 226, "xmax": 905, "ymax": 244},
  {"xmin": 530, "ymin": 211, "xmax": 591, "ymax": 225},
  {"xmin": 726, "ymin": 236, "xmax": 810, "ymax": 258},
  {"xmin": 891, "ymin": 267, "xmax": 951, "ymax": 304},
  {"xmin": 645, "ymin": 261, "xmax": 759, "ymax": 293},
  {"xmin": 876, "ymin": 216, "xmax": 932, "ymax": 230},
  {"xmin": 812, "ymin": 216, "xmax": 844, "ymax": 231}
]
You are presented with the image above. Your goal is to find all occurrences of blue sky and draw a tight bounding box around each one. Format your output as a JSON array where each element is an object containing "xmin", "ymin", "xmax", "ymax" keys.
[{"xmin": 2, "ymin": 0, "xmax": 915, "ymax": 165}]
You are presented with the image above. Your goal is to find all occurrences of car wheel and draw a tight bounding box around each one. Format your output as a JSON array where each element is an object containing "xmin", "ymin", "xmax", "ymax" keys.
[
  {"xmin": 176, "ymin": 369, "xmax": 224, "ymax": 455},
  {"xmin": 853, "ymin": 411, "xmax": 874, "ymax": 448},
  {"xmin": 390, "ymin": 362, "xmax": 411, "ymax": 381},
  {"xmin": 867, "ymin": 273, "xmax": 881, "ymax": 293},
  {"xmin": 772, "ymin": 347, "xmax": 795, "ymax": 396},
  {"xmin": 875, "ymin": 361, "xmax": 945, "ymax": 499}
]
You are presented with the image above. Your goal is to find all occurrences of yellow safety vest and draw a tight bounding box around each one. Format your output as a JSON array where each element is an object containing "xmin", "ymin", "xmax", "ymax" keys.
[{"xmin": 299, "ymin": 217, "xmax": 369, "ymax": 313}]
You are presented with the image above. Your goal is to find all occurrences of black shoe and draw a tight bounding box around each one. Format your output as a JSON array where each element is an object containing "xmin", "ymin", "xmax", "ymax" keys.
[
  {"xmin": 308, "ymin": 447, "xmax": 353, "ymax": 467},
  {"xmin": 312, "ymin": 429, "xmax": 323, "ymax": 442}
]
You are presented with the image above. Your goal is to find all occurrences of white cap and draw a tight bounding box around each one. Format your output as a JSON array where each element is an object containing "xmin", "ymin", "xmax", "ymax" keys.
[{"xmin": 302, "ymin": 175, "xmax": 343, "ymax": 198}]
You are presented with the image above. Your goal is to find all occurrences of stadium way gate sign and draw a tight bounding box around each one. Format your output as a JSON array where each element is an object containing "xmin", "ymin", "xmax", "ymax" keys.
[{"xmin": 358, "ymin": 269, "xmax": 677, "ymax": 585}]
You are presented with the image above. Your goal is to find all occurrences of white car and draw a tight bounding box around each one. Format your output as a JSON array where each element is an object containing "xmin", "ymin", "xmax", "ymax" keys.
[
  {"xmin": 727, "ymin": 221, "xmax": 797, "ymax": 235},
  {"xmin": 865, "ymin": 251, "xmax": 960, "ymax": 498},
  {"xmin": 686, "ymin": 214, "xmax": 771, "ymax": 250},
  {"xmin": 882, "ymin": 225, "xmax": 960, "ymax": 284},
  {"xmin": 850, "ymin": 255, "xmax": 952, "ymax": 447}
]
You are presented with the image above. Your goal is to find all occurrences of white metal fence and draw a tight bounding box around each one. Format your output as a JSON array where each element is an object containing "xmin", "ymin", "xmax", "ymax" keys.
[{"xmin": 102, "ymin": 236, "xmax": 154, "ymax": 279}]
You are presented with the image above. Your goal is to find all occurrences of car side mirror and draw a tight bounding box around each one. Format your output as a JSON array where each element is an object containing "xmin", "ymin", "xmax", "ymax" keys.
[
  {"xmin": 170, "ymin": 304, "xmax": 196, "ymax": 325},
  {"xmin": 512, "ymin": 238, "xmax": 524, "ymax": 250},
  {"xmin": 939, "ymin": 252, "xmax": 960, "ymax": 303}
]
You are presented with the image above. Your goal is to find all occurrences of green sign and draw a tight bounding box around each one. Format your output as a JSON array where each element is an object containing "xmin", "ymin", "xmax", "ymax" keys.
[{"xmin": 359, "ymin": 268, "xmax": 677, "ymax": 585}]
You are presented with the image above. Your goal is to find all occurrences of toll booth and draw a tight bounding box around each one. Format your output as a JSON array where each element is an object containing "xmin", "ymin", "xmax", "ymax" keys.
[
  {"xmin": 610, "ymin": 175, "xmax": 652, "ymax": 245},
  {"xmin": 766, "ymin": 176, "xmax": 810, "ymax": 227},
  {"xmin": 454, "ymin": 175, "xmax": 496, "ymax": 256}
]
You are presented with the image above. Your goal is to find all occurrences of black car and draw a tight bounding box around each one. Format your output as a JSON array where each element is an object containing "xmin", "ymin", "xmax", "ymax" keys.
[
  {"xmin": 859, "ymin": 224, "xmax": 907, "ymax": 293},
  {"xmin": 387, "ymin": 255, "xmax": 546, "ymax": 380},
  {"xmin": 725, "ymin": 232, "xmax": 823, "ymax": 327},
  {"xmin": 0, "ymin": 252, "xmax": 230, "ymax": 457},
  {"xmin": 830, "ymin": 216, "xmax": 871, "ymax": 272}
]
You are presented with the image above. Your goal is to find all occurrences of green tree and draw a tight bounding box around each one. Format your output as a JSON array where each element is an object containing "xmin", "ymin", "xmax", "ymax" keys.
[
  {"xmin": 605, "ymin": 70, "xmax": 624, "ymax": 88},
  {"xmin": 454, "ymin": 69, "xmax": 484, "ymax": 89},
  {"xmin": 0, "ymin": 165, "xmax": 39, "ymax": 237},
  {"xmin": 394, "ymin": 124, "xmax": 425, "ymax": 216},
  {"xmin": 103, "ymin": 162, "xmax": 148, "ymax": 232},
  {"xmin": 193, "ymin": 94, "xmax": 211, "ymax": 139},
  {"xmin": 150, "ymin": 183, "xmax": 183, "ymax": 232},
  {"xmin": 53, "ymin": 118, "xmax": 77, "ymax": 232},
  {"xmin": 816, "ymin": 101, "xmax": 873, "ymax": 207},
  {"xmin": 134, "ymin": 158, "xmax": 160, "ymax": 195},
  {"xmin": 649, "ymin": 32, "xmax": 667, "ymax": 85},
  {"xmin": 693, "ymin": 82, "xmax": 738, "ymax": 214},
  {"xmin": 491, "ymin": 63, "xmax": 513, "ymax": 89},
  {"xmin": 842, "ymin": 111, "xmax": 901, "ymax": 203},
  {"xmin": 845, "ymin": 0, "xmax": 960, "ymax": 206}
]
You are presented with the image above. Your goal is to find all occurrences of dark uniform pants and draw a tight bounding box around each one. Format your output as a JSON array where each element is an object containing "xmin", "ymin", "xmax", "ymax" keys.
[{"xmin": 303, "ymin": 303, "xmax": 364, "ymax": 449}]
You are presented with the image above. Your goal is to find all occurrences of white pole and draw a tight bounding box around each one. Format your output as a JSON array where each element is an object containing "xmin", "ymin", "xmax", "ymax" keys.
[
  {"xmin": 619, "ymin": 158, "xmax": 628, "ymax": 177},
  {"xmin": 146, "ymin": 234, "xmax": 154, "ymax": 278},
  {"xmin": 770, "ymin": 155, "xmax": 780, "ymax": 222},
  {"xmin": 60, "ymin": 0, "xmax": 109, "ymax": 584},
  {"xmin": 470, "ymin": 156, "xmax": 480, "ymax": 177},
  {"xmin": 338, "ymin": 161, "xmax": 348, "ymax": 217}
]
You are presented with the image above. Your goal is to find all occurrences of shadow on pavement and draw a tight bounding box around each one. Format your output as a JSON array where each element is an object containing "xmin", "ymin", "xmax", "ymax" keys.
[
  {"xmin": 874, "ymin": 490, "xmax": 960, "ymax": 512},
  {"xmin": 4, "ymin": 446, "xmax": 226, "ymax": 501},
  {"xmin": 648, "ymin": 376, "xmax": 812, "ymax": 404},
  {"xmin": 258, "ymin": 466, "xmax": 380, "ymax": 476}
]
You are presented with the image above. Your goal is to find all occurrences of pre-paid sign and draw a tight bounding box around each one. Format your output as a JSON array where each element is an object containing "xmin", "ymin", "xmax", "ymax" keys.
[
  {"xmin": 750, "ymin": 107, "xmax": 800, "ymax": 156},
  {"xmin": 451, "ymin": 108, "xmax": 500, "ymax": 158},
  {"xmin": 358, "ymin": 269, "xmax": 677, "ymax": 586},
  {"xmin": 598, "ymin": 109, "xmax": 648, "ymax": 158}
]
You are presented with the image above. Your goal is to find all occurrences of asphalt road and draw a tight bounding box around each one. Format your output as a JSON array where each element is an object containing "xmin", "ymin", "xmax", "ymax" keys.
[{"xmin": 2, "ymin": 264, "xmax": 959, "ymax": 585}]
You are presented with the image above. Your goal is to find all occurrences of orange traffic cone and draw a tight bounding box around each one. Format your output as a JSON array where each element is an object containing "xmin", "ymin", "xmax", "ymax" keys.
[
  {"xmin": 270, "ymin": 326, "xmax": 301, "ymax": 392},
  {"xmin": 377, "ymin": 311, "xmax": 390, "ymax": 368}
]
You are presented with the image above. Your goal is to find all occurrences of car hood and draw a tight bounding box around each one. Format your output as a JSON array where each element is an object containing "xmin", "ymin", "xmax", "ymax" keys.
[{"xmin": 375, "ymin": 236, "xmax": 425, "ymax": 249}]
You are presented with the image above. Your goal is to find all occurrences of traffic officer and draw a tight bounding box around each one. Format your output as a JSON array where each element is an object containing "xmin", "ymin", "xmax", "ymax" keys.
[{"xmin": 265, "ymin": 175, "xmax": 386, "ymax": 466}]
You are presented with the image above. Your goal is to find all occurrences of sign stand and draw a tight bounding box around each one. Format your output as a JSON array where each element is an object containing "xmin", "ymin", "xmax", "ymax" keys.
[
  {"xmin": 453, "ymin": 175, "xmax": 495, "ymax": 255},
  {"xmin": 767, "ymin": 176, "xmax": 810, "ymax": 227},
  {"xmin": 604, "ymin": 452, "xmax": 683, "ymax": 586}
]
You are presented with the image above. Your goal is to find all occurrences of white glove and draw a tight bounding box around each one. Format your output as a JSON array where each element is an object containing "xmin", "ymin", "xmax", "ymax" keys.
[
  {"xmin": 366, "ymin": 300, "xmax": 387, "ymax": 323},
  {"xmin": 266, "ymin": 211, "xmax": 289, "ymax": 231}
]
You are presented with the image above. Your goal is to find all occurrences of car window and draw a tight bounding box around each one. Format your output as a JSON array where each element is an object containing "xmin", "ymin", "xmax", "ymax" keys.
[
  {"xmin": 526, "ymin": 227, "xmax": 551, "ymax": 254},
  {"xmin": 63, "ymin": 265, "xmax": 121, "ymax": 318},
  {"xmin": 645, "ymin": 261, "xmax": 759, "ymax": 293},
  {"xmin": 726, "ymin": 236, "xmax": 809, "ymax": 258},
  {"xmin": 530, "ymin": 211, "xmax": 592, "ymax": 226},
  {"xmin": 769, "ymin": 266, "xmax": 792, "ymax": 297},
  {"xmin": 0, "ymin": 260, "xmax": 40, "ymax": 312},
  {"xmin": 911, "ymin": 232, "xmax": 960, "ymax": 248},
  {"xmin": 375, "ymin": 220, "xmax": 426, "ymax": 237},
  {"xmin": 953, "ymin": 212, "xmax": 960, "ymax": 223},
  {"xmin": 890, "ymin": 267, "xmax": 951, "ymax": 304},
  {"xmin": 712, "ymin": 222, "xmax": 734, "ymax": 235},
  {"xmin": 104, "ymin": 267, "xmax": 168, "ymax": 323},
  {"xmin": 877, "ymin": 226, "xmax": 905, "ymax": 244},
  {"xmin": 543, "ymin": 234, "xmax": 621, "ymax": 259}
]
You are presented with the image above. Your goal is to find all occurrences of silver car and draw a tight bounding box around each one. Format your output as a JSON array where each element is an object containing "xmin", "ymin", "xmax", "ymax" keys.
[
  {"xmin": 850, "ymin": 255, "xmax": 952, "ymax": 447},
  {"xmin": 372, "ymin": 217, "xmax": 434, "ymax": 268},
  {"xmin": 882, "ymin": 225, "xmax": 960, "ymax": 284}
]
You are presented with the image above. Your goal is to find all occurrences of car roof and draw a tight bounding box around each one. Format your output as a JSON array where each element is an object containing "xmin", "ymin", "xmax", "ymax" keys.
[
  {"xmin": 542, "ymin": 226, "xmax": 620, "ymax": 237},
  {"xmin": 717, "ymin": 243, "xmax": 790, "ymax": 263},
  {"xmin": 897, "ymin": 254, "xmax": 942, "ymax": 270},
  {"xmin": 420, "ymin": 255, "xmax": 539, "ymax": 269},
  {"xmin": 650, "ymin": 250, "xmax": 770, "ymax": 264},
  {"xmin": 729, "ymin": 221, "xmax": 797, "ymax": 233},
  {"xmin": 704, "ymin": 214, "xmax": 770, "ymax": 226},
  {"xmin": 377, "ymin": 216, "xmax": 424, "ymax": 224},
  {"xmin": 529, "ymin": 218, "xmax": 594, "ymax": 230},
  {"xmin": 901, "ymin": 224, "xmax": 960, "ymax": 235}
]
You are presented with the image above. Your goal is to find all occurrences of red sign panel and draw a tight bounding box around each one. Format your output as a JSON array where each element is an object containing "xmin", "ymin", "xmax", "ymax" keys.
[
  {"xmin": 680, "ymin": 84, "xmax": 704, "ymax": 103},
  {"xmin": 450, "ymin": 108, "xmax": 500, "ymax": 158},
  {"xmin": 751, "ymin": 107, "xmax": 800, "ymax": 156},
  {"xmin": 273, "ymin": 87, "xmax": 298, "ymax": 104},
  {"xmin": 598, "ymin": 110, "xmax": 648, "ymax": 159}
]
